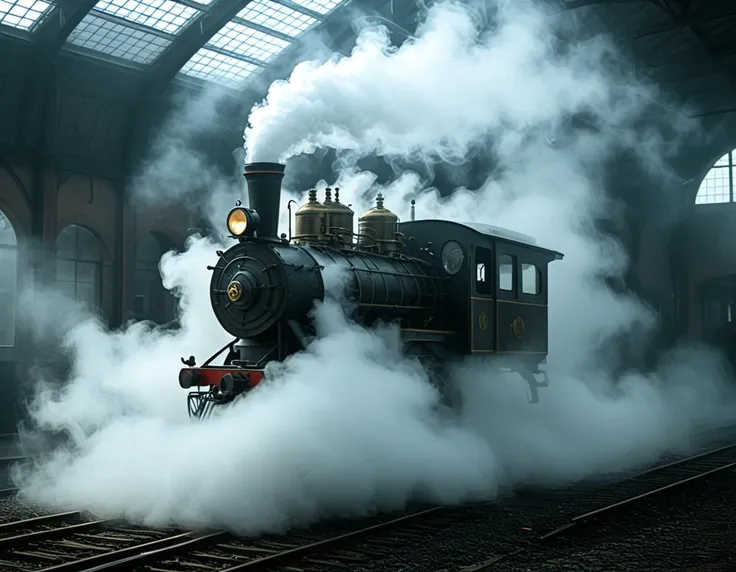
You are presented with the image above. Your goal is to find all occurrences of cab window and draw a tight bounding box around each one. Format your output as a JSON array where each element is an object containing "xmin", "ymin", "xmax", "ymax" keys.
[
  {"xmin": 499, "ymin": 254, "xmax": 514, "ymax": 292},
  {"xmin": 476, "ymin": 247, "xmax": 493, "ymax": 295},
  {"xmin": 522, "ymin": 263, "xmax": 541, "ymax": 295}
]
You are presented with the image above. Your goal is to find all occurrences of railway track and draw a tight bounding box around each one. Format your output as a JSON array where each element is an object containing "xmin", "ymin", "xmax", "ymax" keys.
[
  {"xmin": 7, "ymin": 443, "xmax": 735, "ymax": 572},
  {"xmin": 0, "ymin": 504, "xmax": 483, "ymax": 571},
  {"xmin": 460, "ymin": 442, "xmax": 736, "ymax": 571},
  {"xmin": 0, "ymin": 430, "xmax": 734, "ymax": 571}
]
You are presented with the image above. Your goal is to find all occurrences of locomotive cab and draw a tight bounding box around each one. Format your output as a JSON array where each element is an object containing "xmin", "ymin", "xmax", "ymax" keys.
[{"xmin": 399, "ymin": 220, "xmax": 563, "ymax": 402}]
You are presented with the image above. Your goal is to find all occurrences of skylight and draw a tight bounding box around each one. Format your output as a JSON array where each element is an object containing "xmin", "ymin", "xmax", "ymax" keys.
[
  {"xmin": 62, "ymin": 0, "xmax": 203, "ymax": 66},
  {"xmin": 0, "ymin": 0, "xmax": 54, "ymax": 31},
  {"xmin": 236, "ymin": 0, "xmax": 318, "ymax": 38},
  {"xmin": 209, "ymin": 21, "xmax": 291, "ymax": 65},
  {"xmin": 180, "ymin": 0, "xmax": 353, "ymax": 86},
  {"xmin": 94, "ymin": 0, "xmax": 199, "ymax": 35},
  {"xmin": 67, "ymin": 14, "xmax": 172, "ymax": 65},
  {"xmin": 180, "ymin": 48, "xmax": 260, "ymax": 83},
  {"xmin": 287, "ymin": 0, "xmax": 340, "ymax": 16}
]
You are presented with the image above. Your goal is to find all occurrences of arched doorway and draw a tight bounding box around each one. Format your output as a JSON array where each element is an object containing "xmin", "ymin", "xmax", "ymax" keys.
[
  {"xmin": 0, "ymin": 208, "xmax": 17, "ymax": 347},
  {"xmin": 132, "ymin": 232, "xmax": 175, "ymax": 324},
  {"xmin": 56, "ymin": 224, "xmax": 102, "ymax": 310}
]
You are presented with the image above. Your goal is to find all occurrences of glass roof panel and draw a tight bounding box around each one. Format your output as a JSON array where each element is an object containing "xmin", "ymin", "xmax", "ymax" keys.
[
  {"xmin": 0, "ymin": 0, "xmax": 53, "ymax": 31},
  {"xmin": 237, "ymin": 0, "xmax": 317, "ymax": 37},
  {"xmin": 180, "ymin": 48, "xmax": 259, "ymax": 83},
  {"xmin": 288, "ymin": 0, "xmax": 340, "ymax": 16},
  {"xmin": 67, "ymin": 14, "xmax": 172, "ymax": 64},
  {"xmin": 93, "ymin": 0, "xmax": 199, "ymax": 35},
  {"xmin": 208, "ymin": 21, "xmax": 291, "ymax": 64},
  {"xmin": 714, "ymin": 152, "xmax": 730, "ymax": 167}
]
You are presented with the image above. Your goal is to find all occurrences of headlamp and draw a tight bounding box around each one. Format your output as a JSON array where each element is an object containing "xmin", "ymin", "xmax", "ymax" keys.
[{"xmin": 227, "ymin": 208, "xmax": 250, "ymax": 236}]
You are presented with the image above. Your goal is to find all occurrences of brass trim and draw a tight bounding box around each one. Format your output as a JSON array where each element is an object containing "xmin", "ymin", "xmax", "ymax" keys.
[
  {"xmin": 401, "ymin": 328, "xmax": 457, "ymax": 335},
  {"xmin": 471, "ymin": 296, "xmax": 495, "ymax": 301},
  {"xmin": 511, "ymin": 317, "xmax": 525, "ymax": 339},
  {"xmin": 226, "ymin": 281, "xmax": 243, "ymax": 302}
]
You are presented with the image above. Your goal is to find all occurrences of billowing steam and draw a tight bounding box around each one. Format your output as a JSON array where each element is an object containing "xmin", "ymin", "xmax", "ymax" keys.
[{"xmin": 12, "ymin": 0, "xmax": 736, "ymax": 536}]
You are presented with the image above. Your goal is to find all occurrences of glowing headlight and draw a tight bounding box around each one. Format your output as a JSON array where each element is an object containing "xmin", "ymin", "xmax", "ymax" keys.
[{"xmin": 227, "ymin": 208, "xmax": 249, "ymax": 236}]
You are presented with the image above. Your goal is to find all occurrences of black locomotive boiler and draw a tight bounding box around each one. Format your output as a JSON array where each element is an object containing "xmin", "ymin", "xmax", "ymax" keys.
[{"xmin": 178, "ymin": 162, "xmax": 564, "ymax": 418}]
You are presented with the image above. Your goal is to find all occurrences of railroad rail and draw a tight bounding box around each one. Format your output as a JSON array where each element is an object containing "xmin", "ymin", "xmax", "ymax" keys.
[
  {"xmin": 0, "ymin": 431, "xmax": 734, "ymax": 571},
  {"xmin": 460, "ymin": 442, "xmax": 736, "ymax": 571},
  {"xmin": 0, "ymin": 504, "xmax": 484, "ymax": 572}
]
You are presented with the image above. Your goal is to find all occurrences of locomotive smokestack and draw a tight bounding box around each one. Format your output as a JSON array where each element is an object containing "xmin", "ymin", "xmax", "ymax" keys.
[{"xmin": 243, "ymin": 162, "xmax": 286, "ymax": 238}]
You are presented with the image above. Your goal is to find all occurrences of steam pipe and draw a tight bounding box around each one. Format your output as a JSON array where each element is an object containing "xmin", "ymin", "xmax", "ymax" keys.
[{"xmin": 243, "ymin": 162, "xmax": 286, "ymax": 238}]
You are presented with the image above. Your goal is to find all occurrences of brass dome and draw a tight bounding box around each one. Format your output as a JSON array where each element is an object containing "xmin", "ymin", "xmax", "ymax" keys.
[
  {"xmin": 294, "ymin": 189, "xmax": 330, "ymax": 242},
  {"xmin": 359, "ymin": 192, "xmax": 398, "ymax": 222},
  {"xmin": 358, "ymin": 193, "xmax": 400, "ymax": 254}
]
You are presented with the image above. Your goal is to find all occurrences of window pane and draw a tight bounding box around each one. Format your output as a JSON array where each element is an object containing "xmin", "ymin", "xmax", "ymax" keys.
[
  {"xmin": 0, "ymin": 0, "xmax": 53, "ymax": 31},
  {"xmin": 56, "ymin": 226, "xmax": 76, "ymax": 259},
  {"xmin": 522, "ymin": 263, "xmax": 540, "ymax": 295},
  {"xmin": 56, "ymin": 225, "xmax": 102, "ymax": 311},
  {"xmin": 499, "ymin": 254, "xmax": 513, "ymax": 292},
  {"xmin": 76, "ymin": 227, "xmax": 101, "ymax": 261},
  {"xmin": 695, "ymin": 166, "xmax": 731, "ymax": 204},
  {"xmin": 57, "ymin": 280, "xmax": 76, "ymax": 300},
  {"xmin": 0, "ymin": 246, "xmax": 16, "ymax": 347},
  {"xmin": 0, "ymin": 211, "xmax": 16, "ymax": 246},
  {"xmin": 76, "ymin": 261, "xmax": 97, "ymax": 284},
  {"xmin": 476, "ymin": 263, "xmax": 486, "ymax": 283},
  {"xmin": 76, "ymin": 281, "xmax": 97, "ymax": 308},
  {"xmin": 475, "ymin": 246, "xmax": 493, "ymax": 295},
  {"xmin": 56, "ymin": 259, "xmax": 75, "ymax": 282}
]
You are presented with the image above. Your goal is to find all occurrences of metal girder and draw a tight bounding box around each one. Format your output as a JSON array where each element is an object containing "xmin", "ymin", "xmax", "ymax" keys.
[
  {"xmin": 12, "ymin": 0, "xmax": 99, "ymax": 251},
  {"xmin": 142, "ymin": 0, "xmax": 257, "ymax": 97},
  {"xmin": 653, "ymin": 0, "xmax": 736, "ymax": 92},
  {"xmin": 690, "ymin": 107, "xmax": 736, "ymax": 119},
  {"xmin": 15, "ymin": 0, "xmax": 99, "ymax": 148},
  {"xmin": 120, "ymin": 0, "xmax": 358, "ymax": 172},
  {"xmin": 632, "ymin": 9, "xmax": 736, "ymax": 40},
  {"xmin": 118, "ymin": 0, "xmax": 257, "ymax": 179},
  {"xmin": 31, "ymin": 0, "xmax": 98, "ymax": 51},
  {"xmin": 561, "ymin": 0, "xmax": 648, "ymax": 10}
]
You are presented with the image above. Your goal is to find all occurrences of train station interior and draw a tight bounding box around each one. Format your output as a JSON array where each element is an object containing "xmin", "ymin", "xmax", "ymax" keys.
[{"xmin": 1, "ymin": 0, "xmax": 736, "ymax": 433}]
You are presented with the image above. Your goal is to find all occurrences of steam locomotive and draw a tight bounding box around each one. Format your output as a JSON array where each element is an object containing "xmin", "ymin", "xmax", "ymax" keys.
[{"xmin": 178, "ymin": 162, "xmax": 564, "ymax": 419}]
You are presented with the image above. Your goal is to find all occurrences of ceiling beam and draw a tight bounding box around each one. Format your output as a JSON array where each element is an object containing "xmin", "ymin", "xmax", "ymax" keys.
[
  {"xmin": 632, "ymin": 9, "xmax": 736, "ymax": 40},
  {"xmin": 12, "ymin": 0, "xmax": 101, "ymax": 243},
  {"xmin": 561, "ymin": 0, "xmax": 648, "ymax": 10},
  {"xmin": 653, "ymin": 0, "xmax": 736, "ymax": 92},
  {"xmin": 143, "ymin": 0, "xmax": 255, "ymax": 97},
  {"xmin": 14, "ymin": 0, "xmax": 99, "ymax": 149},
  {"xmin": 33, "ymin": 0, "xmax": 98, "ymax": 51}
]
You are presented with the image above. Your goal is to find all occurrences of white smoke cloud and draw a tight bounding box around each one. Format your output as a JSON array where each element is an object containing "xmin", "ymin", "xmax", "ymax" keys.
[{"xmin": 12, "ymin": 0, "xmax": 736, "ymax": 537}]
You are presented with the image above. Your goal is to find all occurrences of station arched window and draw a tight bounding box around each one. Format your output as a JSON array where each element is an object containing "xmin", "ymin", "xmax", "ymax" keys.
[
  {"xmin": 56, "ymin": 224, "xmax": 102, "ymax": 309},
  {"xmin": 695, "ymin": 150, "xmax": 734, "ymax": 204},
  {"xmin": 0, "ymin": 208, "xmax": 17, "ymax": 347}
]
